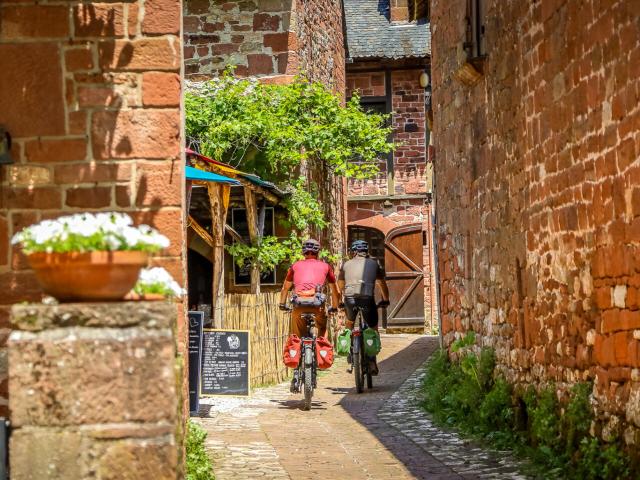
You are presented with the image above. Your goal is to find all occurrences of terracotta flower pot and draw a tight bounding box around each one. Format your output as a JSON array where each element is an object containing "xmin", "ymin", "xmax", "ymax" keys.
[{"xmin": 28, "ymin": 251, "xmax": 149, "ymax": 302}]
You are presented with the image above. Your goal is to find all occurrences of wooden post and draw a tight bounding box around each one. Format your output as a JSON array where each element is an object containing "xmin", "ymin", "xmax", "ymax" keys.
[
  {"xmin": 209, "ymin": 183, "xmax": 230, "ymax": 328},
  {"xmin": 244, "ymin": 187, "xmax": 261, "ymax": 294}
]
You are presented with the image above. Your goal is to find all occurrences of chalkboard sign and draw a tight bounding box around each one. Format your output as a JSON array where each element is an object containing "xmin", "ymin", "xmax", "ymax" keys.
[
  {"xmin": 188, "ymin": 311, "xmax": 204, "ymax": 415},
  {"xmin": 201, "ymin": 329, "xmax": 250, "ymax": 396}
]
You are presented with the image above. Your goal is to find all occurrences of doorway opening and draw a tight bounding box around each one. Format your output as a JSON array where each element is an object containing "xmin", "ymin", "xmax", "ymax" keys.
[{"xmin": 348, "ymin": 226, "xmax": 385, "ymax": 268}]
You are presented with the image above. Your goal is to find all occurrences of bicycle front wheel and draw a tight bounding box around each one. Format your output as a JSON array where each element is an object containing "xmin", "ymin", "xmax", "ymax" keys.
[{"xmin": 353, "ymin": 338, "xmax": 363, "ymax": 394}]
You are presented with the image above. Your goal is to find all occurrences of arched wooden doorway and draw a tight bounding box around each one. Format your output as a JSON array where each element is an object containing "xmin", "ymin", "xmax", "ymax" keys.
[
  {"xmin": 347, "ymin": 222, "xmax": 425, "ymax": 329},
  {"xmin": 384, "ymin": 224, "xmax": 425, "ymax": 328}
]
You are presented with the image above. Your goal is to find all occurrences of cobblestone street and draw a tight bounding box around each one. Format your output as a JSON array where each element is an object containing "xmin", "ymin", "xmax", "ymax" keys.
[{"xmin": 195, "ymin": 335, "xmax": 528, "ymax": 479}]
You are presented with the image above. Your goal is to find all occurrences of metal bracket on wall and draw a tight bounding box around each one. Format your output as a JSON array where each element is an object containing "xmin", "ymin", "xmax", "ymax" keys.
[{"xmin": 0, "ymin": 126, "xmax": 13, "ymax": 166}]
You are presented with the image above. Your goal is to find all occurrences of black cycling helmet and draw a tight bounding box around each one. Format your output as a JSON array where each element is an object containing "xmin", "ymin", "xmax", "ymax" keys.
[
  {"xmin": 351, "ymin": 239, "xmax": 369, "ymax": 253},
  {"xmin": 302, "ymin": 238, "xmax": 321, "ymax": 254}
]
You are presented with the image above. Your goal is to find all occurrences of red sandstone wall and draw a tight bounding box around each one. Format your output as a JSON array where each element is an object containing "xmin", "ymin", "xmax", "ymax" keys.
[
  {"xmin": 0, "ymin": 0, "xmax": 184, "ymax": 417},
  {"xmin": 431, "ymin": 0, "xmax": 640, "ymax": 441},
  {"xmin": 346, "ymin": 69, "xmax": 437, "ymax": 330},
  {"xmin": 183, "ymin": 0, "xmax": 345, "ymax": 91}
]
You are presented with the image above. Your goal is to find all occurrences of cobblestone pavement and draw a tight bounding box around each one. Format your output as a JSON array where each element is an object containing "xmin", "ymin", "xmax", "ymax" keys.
[{"xmin": 195, "ymin": 334, "xmax": 529, "ymax": 479}]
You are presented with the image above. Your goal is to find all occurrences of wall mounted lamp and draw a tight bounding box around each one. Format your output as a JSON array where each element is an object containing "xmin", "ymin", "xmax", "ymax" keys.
[
  {"xmin": 0, "ymin": 127, "xmax": 13, "ymax": 166},
  {"xmin": 419, "ymin": 71, "xmax": 430, "ymax": 88}
]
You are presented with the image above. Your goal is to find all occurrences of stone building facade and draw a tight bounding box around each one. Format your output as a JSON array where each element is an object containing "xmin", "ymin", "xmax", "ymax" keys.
[
  {"xmin": 0, "ymin": 0, "xmax": 184, "ymax": 473},
  {"xmin": 343, "ymin": 0, "xmax": 437, "ymax": 332},
  {"xmin": 431, "ymin": 0, "xmax": 640, "ymax": 443}
]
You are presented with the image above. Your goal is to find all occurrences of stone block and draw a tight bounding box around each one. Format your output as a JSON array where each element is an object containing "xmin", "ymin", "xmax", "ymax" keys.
[
  {"xmin": 0, "ymin": 43, "xmax": 66, "ymax": 137},
  {"xmin": 65, "ymin": 186, "xmax": 112, "ymax": 208},
  {"xmin": 135, "ymin": 161, "xmax": 183, "ymax": 206},
  {"xmin": 9, "ymin": 327, "xmax": 177, "ymax": 427},
  {"xmin": 11, "ymin": 302, "xmax": 176, "ymax": 332},
  {"xmin": 93, "ymin": 438, "xmax": 178, "ymax": 480},
  {"xmin": 142, "ymin": 72, "xmax": 181, "ymax": 106},
  {"xmin": 54, "ymin": 162, "xmax": 132, "ymax": 185},
  {"xmin": 98, "ymin": 38, "xmax": 180, "ymax": 71},
  {"xmin": 1, "ymin": 187, "xmax": 62, "ymax": 210},
  {"xmin": 65, "ymin": 47, "xmax": 94, "ymax": 72},
  {"xmin": 10, "ymin": 429, "xmax": 82, "ymax": 480},
  {"xmin": 0, "ymin": 5, "xmax": 69, "ymax": 39},
  {"xmin": 92, "ymin": 109, "xmax": 180, "ymax": 159},
  {"xmin": 73, "ymin": 3, "xmax": 125, "ymax": 38},
  {"xmin": 253, "ymin": 13, "xmax": 280, "ymax": 31},
  {"xmin": 24, "ymin": 138, "xmax": 88, "ymax": 164},
  {"xmin": 142, "ymin": 0, "xmax": 181, "ymax": 35},
  {"xmin": 8, "ymin": 166, "xmax": 51, "ymax": 187},
  {"xmin": 185, "ymin": 0, "xmax": 211, "ymax": 15}
]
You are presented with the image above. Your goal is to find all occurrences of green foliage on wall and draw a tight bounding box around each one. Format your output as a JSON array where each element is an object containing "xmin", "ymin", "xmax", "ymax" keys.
[{"xmin": 422, "ymin": 334, "xmax": 634, "ymax": 479}]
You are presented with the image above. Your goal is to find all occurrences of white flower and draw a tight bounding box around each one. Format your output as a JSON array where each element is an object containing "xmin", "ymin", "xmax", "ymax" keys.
[
  {"xmin": 11, "ymin": 211, "xmax": 171, "ymax": 254},
  {"xmin": 136, "ymin": 267, "xmax": 185, "ymax": 297}
]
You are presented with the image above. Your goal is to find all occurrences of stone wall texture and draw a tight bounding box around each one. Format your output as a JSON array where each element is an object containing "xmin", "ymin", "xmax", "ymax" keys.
[
  {"xmin": 183, "ymin": 0, "xmax": 345, "ymax": 91},
  {"xmin": 0, "ymin": 0, "xmax": 185, "ymax": 418},
  {"xmin": 346, "ymin": 68, "xmax": 438, "ymax": 330},
  {"xmin": 9, "ymin": 302, "xmax": 180, "ymax": 480},
  {"xmin": 431, "ymin": 0, "xmax": 640, "ymax": 443}
]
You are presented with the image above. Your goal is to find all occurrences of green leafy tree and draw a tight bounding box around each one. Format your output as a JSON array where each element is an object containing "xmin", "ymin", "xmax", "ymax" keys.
[{"xmin": 187, "ymin": 71, "xmax": 393, "ymax": 270}]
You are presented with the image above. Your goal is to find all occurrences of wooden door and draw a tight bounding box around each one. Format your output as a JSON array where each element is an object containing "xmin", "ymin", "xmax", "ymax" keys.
[{"xmin": 384, "ymin": 224, "xmax": 425, "ymax": 327}]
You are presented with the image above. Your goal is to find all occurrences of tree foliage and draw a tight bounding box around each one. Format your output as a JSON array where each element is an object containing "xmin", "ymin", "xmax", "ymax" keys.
[
  {"xmin": 186, "ymin": 71, "xmax": 393, "ymax": 270},
  {"xmin": 185, "ymin": 71, "xmax": 393, "ymax": 182}
]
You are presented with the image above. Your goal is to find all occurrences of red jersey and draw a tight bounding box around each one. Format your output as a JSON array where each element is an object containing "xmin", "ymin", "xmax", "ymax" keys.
[{"xmin": 285, "ymin": 258, "xmax": 336, "ymax": 294}]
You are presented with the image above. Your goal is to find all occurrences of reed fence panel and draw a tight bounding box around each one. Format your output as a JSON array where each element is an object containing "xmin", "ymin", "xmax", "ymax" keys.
[{"xmin": 222, "ymin": 292, "xmax": 290, "ymax": 387}]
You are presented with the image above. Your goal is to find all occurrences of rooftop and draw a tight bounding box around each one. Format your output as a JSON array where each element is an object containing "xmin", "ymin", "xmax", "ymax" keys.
[{"xmin": 343, "ymin": 0, "xmax": 431, "ymax": 61}]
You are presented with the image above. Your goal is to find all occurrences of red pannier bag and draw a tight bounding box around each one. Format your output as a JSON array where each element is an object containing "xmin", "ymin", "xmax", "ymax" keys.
[
  {"xmin": 283, "ymin": 335, "xmax": 301, "ymax": 368},
  {"xmin": 315, "ymin": 337, "xmax": 334, "ymax": 370}
]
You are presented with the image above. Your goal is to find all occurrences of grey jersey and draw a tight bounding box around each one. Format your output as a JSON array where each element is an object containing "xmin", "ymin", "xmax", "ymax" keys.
[{"xmin": 339, "ymin": 255, "xmax": 384, "ymax": 298}]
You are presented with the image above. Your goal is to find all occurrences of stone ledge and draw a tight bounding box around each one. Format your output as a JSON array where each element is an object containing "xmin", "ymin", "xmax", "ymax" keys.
[
  {"xmin": 11, "ymin": 427, "xmax": 178, "ymax": 480},
  {"xmin": 11, "ymin": 301, "xmax": 176, "ymax": 331}
]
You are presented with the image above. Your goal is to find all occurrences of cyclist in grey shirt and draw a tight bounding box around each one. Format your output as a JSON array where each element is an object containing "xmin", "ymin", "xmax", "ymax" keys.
[{"xmin": 338, "ymin": 240, "xmax": 390, "ymax": 374}]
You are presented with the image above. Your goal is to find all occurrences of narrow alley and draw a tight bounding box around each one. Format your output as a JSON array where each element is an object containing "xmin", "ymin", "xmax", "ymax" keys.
[{"xmin": 195, "ymin": 336, "xmax": 527, "ymax": 479}]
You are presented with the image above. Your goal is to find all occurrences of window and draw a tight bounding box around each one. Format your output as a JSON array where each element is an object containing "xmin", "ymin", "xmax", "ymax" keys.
[
  {"xmin": 358, "ymin": 96, "xmax": 394, "ymax": 195},
  {"xmin": 409, "ymin": 0, "xmax": 429, "ymax": 22},
  {"xmin": 231, "ymin": 207, "xmax": 277, "ymax": 286}
]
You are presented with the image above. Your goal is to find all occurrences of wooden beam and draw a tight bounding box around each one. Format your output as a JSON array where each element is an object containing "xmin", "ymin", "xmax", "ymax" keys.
[
  {"xmin": 187, "ymin": 215, "xmax": 213, "ymax": 247},
  {"xmin": 224, "ymin": 224, "xmax": 243, "ymax": 243},
  {"xmin": 244, "ymin": 188, "xmax": 261, "ymax": 294},
  {"xmin": 208, "ymin": 183, "xmax": 230, "ymax": 327}
]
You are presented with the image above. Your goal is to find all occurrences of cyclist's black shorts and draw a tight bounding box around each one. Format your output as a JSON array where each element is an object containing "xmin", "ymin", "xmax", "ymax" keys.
[{"xmin": 344, "ymin": 296, "xmax": 378, "ymax": 328}]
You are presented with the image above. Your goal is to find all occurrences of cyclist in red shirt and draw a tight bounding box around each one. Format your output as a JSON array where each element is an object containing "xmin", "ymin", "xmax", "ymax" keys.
[{"xmin": 279, "ymin": 239, "xmax": 340, "ymax": 338}]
